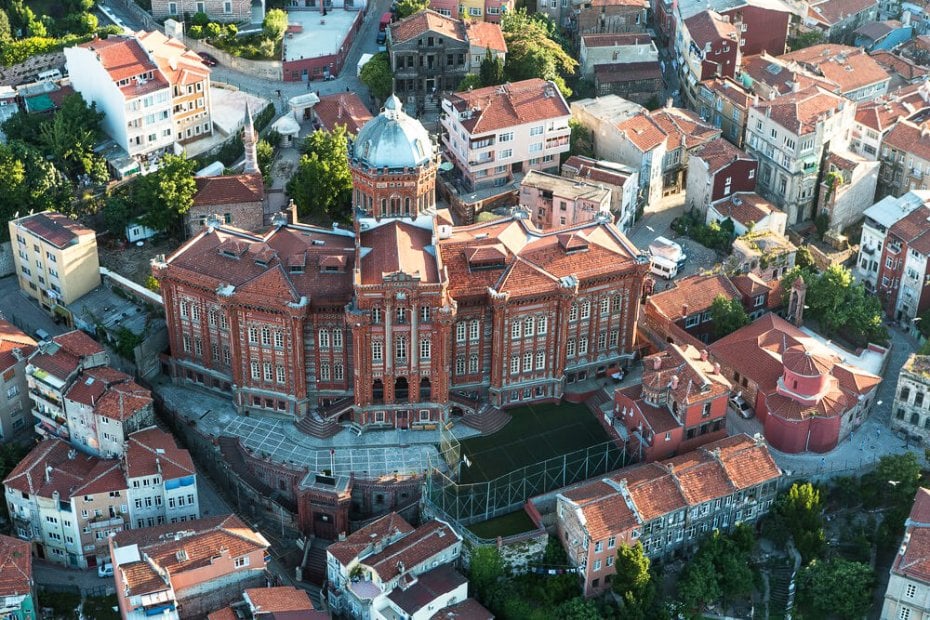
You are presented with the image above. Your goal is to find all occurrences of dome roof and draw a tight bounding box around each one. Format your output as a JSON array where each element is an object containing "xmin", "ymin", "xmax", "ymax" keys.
[
  {"xmin": 272, "ymin": 112, "xmax": 300, "ymax": 136},
  {"xmin": 782, "ymin": 345, "xmax": 833, "ymax": 376},
  {"xmin": 354, "ymin": 95, "xmax": 433, "ymax": 169}
]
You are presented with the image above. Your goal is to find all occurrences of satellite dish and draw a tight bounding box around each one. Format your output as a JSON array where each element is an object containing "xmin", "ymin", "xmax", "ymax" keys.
[{"xmin": 439, "ymin": 162, "xmax": 454, "ymax": 172}]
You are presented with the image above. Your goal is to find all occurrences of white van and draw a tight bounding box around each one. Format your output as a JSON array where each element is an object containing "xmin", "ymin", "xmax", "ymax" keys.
[
  {"xmin": 36, "ymin": 69, "xmax": 62, "ymax": 82},
  {"xmin": 649, "ymin": 254, "xmax": 679, "ymax": 279}
]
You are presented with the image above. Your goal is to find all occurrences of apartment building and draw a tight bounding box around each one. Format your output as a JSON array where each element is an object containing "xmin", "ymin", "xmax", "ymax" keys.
[
  {"xmin": 0, "ymin": 321, "xmax": 35, "ymax": 443},
  {"xmin": 676, "ymin": 10, "xmax": 740, "ymax": 109},
  {"xmin": 27, "ymin": 331, "xmax": 108, "ymax": 442},
  {"xmin": 556, "ymin": 434, "xmax": 781, "ymax": 597},
  {"xmin": 815, "ymin": 149, "xmax": 879, "ymax": 235},
  {"xmin": 110, "ymin": 515, "xmax": 270, "ymax": 620},
  {"xmin": 854, "ymin": 191, "xmax": 929, "ymax": 293},
  {"xmin": 891, "ymin": 354, "xmax": 930, "ymax": 445},
  {"xmin": 745, "ymin": 86, "xmax": 853, "ymax": 225},
  {"xmin": 429, "ymin": 0, "xmax": 513, "ymax": 21},
  {"xmin": 851, "ymin": 81, "xmax": 930, "ymax": 161},
  {"xmin": 465, "ymin": 20, "xmax": 507, "ymax": 71},
  {"xmin": 579, "ymin": 33, "xmax": 659, "ymax": 78},
  {"xmin": 881, "ymin": 487, "xmax": 930, "ymax": 620},
  {"xmin": 779, "ymin": 45, "xmax": 890, "ymax": 102},
  {"xmin": 62, "ymin": 366, "xmax": 154, "ymax": 458},
  {"xmin": 150, "ymin": 0, "xmax": 255, "ymax": 22},
  {"xmin": 871, "ymin": 201, "xmax": 930, "ymax": 321},
  {"xmin": 519, "ymin": 170, "xmax": 611, "ymax": 231},
  {"xmin": 125, "ymin": 427, "xmax": 199, "ymax": 529},
  {"xmin": 441, "ymin": 79, "xmax": 571, "ymax": 192},
  {"xmin": 137, "ymin": 30, "xmax": 213, "ymax": 145},
  {"xmin": 695, "ymin": 77, "xmax": 755, "ymax": 148},
  {"xmin": 4, "ymin": 439, "xmax": 128, "ymax": 569},
  {"xmin": 0, "ymin": 535, "xmax": 35, "ymax": 620},
  {"xmin": 613, "ymin": 343, "xmax": 731, "ymax": 461},
  {"xmin": 8, "ymin": 212, "xmax": 100, "ymax": 315},
  {"xmin": 561, "ymin": 155, "xmax": 640, "ymax": 232},
  {"xmin": 738, "ymin": 52, "xmax": 838, "ymax": 101},
  {"xmin": 685, "ymin": 137, "xmax": 757, "ymax": 214},
  {"xmin": 878, "ymin": 119, "xmax": 930, "ymax": 199},
  {"xmin": 65, "ymin": 36, "xmax": 175, "ymax": 162},
  {"xmin": 326, "ymin": 513, "xmax": 463, "ymax": 620},
  {"xmin": 803, "ymin": 0, "xmax": 879, "ymax": 42}
]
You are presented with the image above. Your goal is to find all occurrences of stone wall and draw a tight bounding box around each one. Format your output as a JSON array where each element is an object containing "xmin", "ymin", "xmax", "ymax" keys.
[
  {"xmin": 459, "ymin": 529, "xmax": 549, "ymax": 574},
  {"xmin": 184, "ymin": 38, "xmax": 284, "ymax": 80},
  {"xmin": 0, "ymin": 52, "xmax": 65, "ymax": 87},
  {"xmin": 176, "ymin": 570, "xmax": 266, "ymax": 619},
  {"xmin": 0, "ymin": 242, "xmax": 15, "ymax": 278}
]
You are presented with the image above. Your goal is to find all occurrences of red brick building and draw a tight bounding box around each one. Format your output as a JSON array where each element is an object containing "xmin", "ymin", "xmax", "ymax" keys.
[
  {"xmin": 685, "ymin": 137, "xmax": 757, "ymax": 214},
  {"xmin": 155, "ymin": 99, "xmax": 648, "ymax": 428},
  {"xmin": 614, "ymin": 343, "xmax": 731, "ymax": 461}
]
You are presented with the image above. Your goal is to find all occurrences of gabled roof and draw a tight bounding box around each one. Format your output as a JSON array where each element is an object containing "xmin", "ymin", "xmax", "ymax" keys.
[
  {"xmin": 3, "ymin": 438, "xmax": 125, "ymax": 500},
  {"xmin": 884, "ymin": 119, "xmax": 930, "ymax": 163},
  {"xmin": 647, "ymin": 274, "xmax": 742, "ymax": 322},
  {"xmin": 327, "ymin": 512, "xmax": 415, "ymax": 567},
  {"xmin": 312, "ymin": 92, "xmax": 374, "ymax": 135},
  {"xmin": 780, "ymin": 45, "xmax": 889, "ymax": 95},
  {"xmin": 888, "ymin": 204, "xmax": 930, "ymax": 256},
  {"xmin": 893, "ymin": 488, "xmax": 930, "ymax": 583},
  {"xmin": 360, "ymin": 221, "xmax": 440, "ymax": 285},
  {"xmin": 136, "ymin": 30, "xmax": 210, "ymax": 86},
  {"xmin": 77, "ymin": 35, "xmax": 169, "ymax": 96},
  {"xmin": 245, "ymin": 586, "xmax": 315, "ymax": 614},
  {"xmin": 361, "ymin": 520, "xmax": 461, "ymax": 582},
  {"xmin": 390, "ymin": 10, "xmax": 465, "ymax": 44},
  {"xmin": 692, "ymin": 137, "xmax": 755, "ymax": 174},
  {"xmin": 641, "ymin": 342, "xmax": 732, "ymax": 405},
  {"xmin": 0, "ymin": 319, "xmax": 35, "ymax": 373},
  {"xmin": 711, "ymin": 192, "xmax": 775, "ymax": 228},
  {"xmin": 683, "ymin": 10, "xmax": 738, "ymax": 47},
  {"xmin": 465, "ymin": 21, "xmax": 506, "ymax": 53},
  {"xmin": 0, "ymin": 535, "xmax": 30, "ymax": 599},
  {"xmin": 125, "ymin": 427, "xmax": 195, "ymax": 480},
  {"xmin": 806, "ymin": 0, "xmax": 877, "ymax": 26},
  {"xmin": 193, "ymin": 173, "xmax": 265, "ymax": 206},
  {"xmin": 386, "ymin": 565, "xmax": 467, "ymax": 615},
  {"xmin": 113, "ymin": 514, "xmax": 269, "ymax": 596},
  {"xmin": 750, "ymin": 86, "xmax": 847, "ymax": 134},
  {"xmin": 446, "ymin": 78, "xmax": 570, "ymax": 135}
]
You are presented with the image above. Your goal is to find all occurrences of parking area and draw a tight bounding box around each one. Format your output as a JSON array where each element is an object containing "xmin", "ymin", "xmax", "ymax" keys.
[{"xmin": 0, "ymin": 275, "xmax": 69, "ymax": 339}]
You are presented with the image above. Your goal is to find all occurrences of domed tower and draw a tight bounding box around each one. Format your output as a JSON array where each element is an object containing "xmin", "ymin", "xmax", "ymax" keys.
[
  {"xmin": 350, "ymin": 94, "xmax": 437, "ymax": 220},
  {"xmin": 778, "ymin": 345, "xmax": 834, "ymax": 404}
]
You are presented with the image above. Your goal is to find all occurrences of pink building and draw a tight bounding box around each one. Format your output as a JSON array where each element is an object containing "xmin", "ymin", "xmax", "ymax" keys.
[
  {"xmin": 110, "ymin": 515, "xmax": 270, "ymax": 620},
  {"xmin": 519, "ymin": 170, "xmax": 611, "ymax": 230},
  {"xmin": 440, "ymin": 79, "xmax": 571, "ymax": 193},
  {"xmin": 556, "ymin": 434, "xmax": 781, "ymax": 597}
]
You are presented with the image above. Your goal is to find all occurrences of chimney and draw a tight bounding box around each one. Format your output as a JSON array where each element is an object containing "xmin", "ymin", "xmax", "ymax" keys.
[
  {"xmin": 714, "ymin": 362, "xmax": 721, "ymax": 374},
  {"xmin": 682, "ymin": 303, "xmax": 689, "ymax": 317},
  {"xmin": 700, "ymin": 349, "xmax": 709, "ymax": 361},
  {"xmin": 652, "ymin": 356, "xmax": 661, "ymax": 370},
  {"xmin": 45, "ymin": 465, "xmax": 52, "ymax": 483},
  {"xmin": 670, "ymin": 376, "xmax": 679, "ymax": 389}
]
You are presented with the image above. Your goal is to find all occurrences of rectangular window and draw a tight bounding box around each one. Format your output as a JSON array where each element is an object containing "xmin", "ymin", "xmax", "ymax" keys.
[
  {"xmin": 511, "ymin": 321, "xmax": 522, "ymax": 340},
  {"xmin": 538, "ymin": 316, "xmax": 547, "ymax": 334},
  {"xmin": 906, "ymin": 584, "xmax": 917, "ymax": 598},
  {"xmin": 469, "ymin": 354, "xmax": 479, "ymax": 373},
  {"xmin": 276, "ymin": 366, "xmax": 285, "ymax": 384},
  {"xmin": 530, "ymin": 126, "xmax": 544, "ymax": 136},
  {"xmin": 457, "ymin": 322, "xmax": 467, "ymax": 342},
  {"xmin": 263, "ymin": 362, "xmax": 273, "ymax": 382},
  {"xmin": 372, "ymin": 341, "xmax": 383, "ymax": 362},
  {"xmin": 523, "ymin": 352, "xmax": 533, "ymax": 372},
  {"xmin": 470, "ymin": 320, "xmax": 480, "ymax": 341},
  {"xmin": 318, "ymin": 329, "xmax": 330, "ymax": 349},
  {"xmin": 536, "ymin": 351, "xmax": 545, "ymax": 370},
  {"xmin": 511, "ymin": 356, "xmax": 520, "ymax": 375},
  {"xmin": 234, "ymin": 556, "xmax": 250, "ymax": 568}
]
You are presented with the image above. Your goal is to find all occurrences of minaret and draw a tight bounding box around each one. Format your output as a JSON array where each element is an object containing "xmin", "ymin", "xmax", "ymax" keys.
[
  {"xmin": 788, "ymin": 276, "xmax": 807, "ymax": 327},
  {"xmin": 242, "ymin": 104, "xmax": 258, "ymax": 174}
]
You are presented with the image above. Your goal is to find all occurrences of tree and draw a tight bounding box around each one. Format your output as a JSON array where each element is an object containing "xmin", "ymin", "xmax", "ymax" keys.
[
  {"xmin": 191, "ymin": 11, "xmax": 210, "ymax": 26},
  {"xmin": 468, "ymin": 546, "xmax": 506, "ymax": 602},
  {"xmin": 133, "ymin": 154, "xmax": 197, "ymax": 236},
  {"xmin": 567, "ymin": 118, "xmax": 594, "ymax": 160},
  {"xmin": 0, "ymin": 8, "xmax": 11, "ymax": 41},
  {"xmin": 709, "ymin": 294, "xmax": 750, "ymax": 338},
  {"xmin": 224, "ymin": 23, "xmax": 238, "ymax": 39},
  {"xmin": 789, "ymin": 29, "xmax": 825, "ymax": 51},
  {"xmin": 797, "ymin": 558, "xmax": 873, "ymax": 619},
  {"xmin": 554, "ymin": 597, "xmax": 601, "ymax": 619},
  {"xmin": 359, "ymin": 52, "xmax": 393, "ymax": 102},
  {"xmin": 187, "ymin": 24, "xmax": 204, "ymax": 39},
  {"xmin": 765, "ymin": 482, "xmax": 826, "ymax": 563},
  {"xmin": 501, "ymin": 9, "xmax": 577, "ymax": 97},
  {"xmin": 286, "ymin": 126, "xmax": 353, "ymax": 222},
  {"xmin": 394, "ymin": 0, "xmax": 429, "ymax": 17},
  {"xmin": 257, "ymin": 139, "xmax": 274, "ymax": 184},
  {"xmin": 479, "ymin": 48, "xmax": 504, "ymax": 88},
  {"xmin": 677, "ymin": 553, "xmax": 721, "ymax": 613},
  {"xmin": 38, "ymin": 93, "xmax": 107, "ymax": 182},
  {"xmin": 0, "ymin": 141, "xmax": 71, "ymax": 235},
  {"xmin": 613, "ymin": 542, "xmax": 651, "ymax": 602},
  {"xmin": 262, "ymin": 8, "xmax": 288, "ymax": 41},
  {"xmin": 795, "ymin": 244, "xmax": 814, "ymax": 269},
  {"xmin": 458, "ymin": 74, "xmax": 483, "ymax": 91}
]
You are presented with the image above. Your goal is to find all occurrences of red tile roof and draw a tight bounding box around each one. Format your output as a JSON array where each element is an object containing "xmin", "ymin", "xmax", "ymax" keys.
[
  {"xmin": 125, "ymin": 427, "xmax": 195, "ymax": 480},
  {"xmin": 114, "ymin": 514, "xmax": 269, "ymax": 595},
  {"xmin": 78, "ymin": 36, "xmax": 169, "ymax": 96},
  {"xmin": 562, "ymin": 479, "xmax": 639, "ymax": 540},
  {"xmin": 194, "ymin": 173, "xmax": 265, "ymax": 206},
  {"xmin": 562, "ymin": 155, "xmax": 634, "ymax": 188},
  {"xmin": 806, "ymin": 0, "xmax": 877, "ymax": 26},
  {"xmin": 617, "ymin": 113, "xmax": 667, "ymax": 152},
  {"xmin": 64, "ymin": 366, "xmax": 130, "ymax": 406},
  {"xmin": 312, "ymin": 93, "xmax": 374, "ymax": 135},
  {"xmin": 53, "ymin": 330, "xmax": 105, "ymax": 358},
  {"xmin": 751, "ymin": 86, "xmax": 848, "ymax": 134},
  {"xmin": 29, "ymin": 331, "xmax": 105, "ymax": 380},
  {"xmin": 362, "ymin": 520, "xmax": 461, "ymax": 582},
  {"xmin": 740, "ymin": 53, "xmax": 838, "ymax": 97},
  {"xmin": 390, "ymin": 10, "xmax": 465, "ymax": 44},
  {"xmin": 647, "ymin": 274, "xmax": 741, "ymax": 322},
  {"xmin": 683, "ymin": 10, "xmax": 738, "ymax": 47},
  {"xmin": 692, "ymin": 138, "xmax": 755, "ymax": 174},
  {"xmin": 710, "ymin": 192, "xmax": 775, "ymax": 228},
  {"xmin": 701, "ymin": 77, "xmax": 754, "ymax": 108},
  {"xmin": 465, "ymin": 21, "xmax": 506, "ymax": 53},
  {"xmin": 0, "ymin": 535, "xmax": 31, "ymax": 598},
  {"xmin": 207, "ymin": 608, "xmax": 238, "ymax": 620},
  {"xmin": 429, "ymin": 598, "xmax": 494, "ymax": 620},
  {"xmin": 883, "ymin": 119, "xmax": 930, "ymax": 162},
  {"xmin": 327, "ymin": 512, "xmax": 415, "ymax": 567},
  {"xmin": 137, "ymin": 30, "xmax": 210, "ymax": 87},
  {"xmin": 245, "ymin": 586, "xmax": 315, "ymax": 614},
  {"xmin": 888, "ymin": 204, "xmax": 930, "ymax": 255},
  {"xmin": 641, "ymin": 342, "xmax": 732, "ymax": 405},
  {"xmin": 386, "ymin": 565, "xmax": 467, "ymax": 615},
  {"xmin": 446, "ymin": 78, "xmax": 570, "ymax": 135},
  {"xmin": 650, "ymin": 107, "xmax": 720, "ymax": 152},
  {"xmin": 14, "ymin": 212, "xmax": 94, "ymax": 249},
  {"xmin": 360, "ymin": 221, "xmax": 440, "ymax": 285},
  {"xmin": 0, "ymin": 320, "xmax": 35, "ymax": 373},
  {"xmin": 894, "ymin": 488, "xmax": 930, "ymax": 583},
  {"xmin": 870, "ymin": 51, "xmax": 930, "ymax": 84},
  {"xmin": 3, "ymin": 438, "xmax": 125, "ymax": 500},
  {"xmin": 781, "ymin": 45, "xmax": 889, "ymax": 95}
]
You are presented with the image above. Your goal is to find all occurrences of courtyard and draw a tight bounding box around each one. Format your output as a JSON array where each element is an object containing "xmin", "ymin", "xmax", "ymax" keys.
[{"xmin": 458, "ymin": 401, "xmax": 613, "ymax": 484}]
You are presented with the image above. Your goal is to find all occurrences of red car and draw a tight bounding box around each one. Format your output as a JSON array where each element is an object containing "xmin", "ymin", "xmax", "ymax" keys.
[{"xmin": 198, "ymin": 52, "xmax": 219, "ymax": 67}]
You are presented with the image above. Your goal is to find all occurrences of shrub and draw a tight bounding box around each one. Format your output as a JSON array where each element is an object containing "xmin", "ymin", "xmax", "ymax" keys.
[
  {"xmin": 254, "ymin": 102, "xmax": 276, "ymax": 132},
  {"xmin": 188, "ymin": 24, "xmax": 204, "ymax": 39},
  {"xmin": 205, "ymin": 22, "xmax": 222, "ymax": 39},
  {"xmin": 191, "ymin": 11, "xmax": 210, "ymax": 26}
]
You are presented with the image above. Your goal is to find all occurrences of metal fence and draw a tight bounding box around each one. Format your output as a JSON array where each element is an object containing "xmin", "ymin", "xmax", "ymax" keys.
[{"xmin": 426, "ymin": 439, "xmax": 630, "ymax": 526}]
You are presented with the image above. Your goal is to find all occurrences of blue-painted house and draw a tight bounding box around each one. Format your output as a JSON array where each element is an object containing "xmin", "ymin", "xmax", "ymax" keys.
[{"xmin": 855, "ymin": 19, "xmax": 913, "ymax": 49}]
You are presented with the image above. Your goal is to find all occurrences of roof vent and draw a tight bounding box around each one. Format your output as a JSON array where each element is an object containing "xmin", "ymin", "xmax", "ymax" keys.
[{"xmin": 176, "ymin": 549, "xmax": 188, "ymax": 561}]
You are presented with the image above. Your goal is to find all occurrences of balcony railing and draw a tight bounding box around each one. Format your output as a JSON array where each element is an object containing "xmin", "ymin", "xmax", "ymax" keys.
[
  {"xmin": 29, "ymin": 389, "xmax": 61, "ymax": 410},
  {"xmin": 32, "ymin": 408, "xmax": 66, "ymax": 428}
]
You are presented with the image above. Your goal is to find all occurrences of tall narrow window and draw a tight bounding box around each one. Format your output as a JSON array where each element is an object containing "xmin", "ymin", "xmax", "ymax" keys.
[
  {"xmin": 524, "ymin": 316, "xmax": 535, "ymax": 336},
  {"xmin": 396, "ymin": 337, "xmax": 408, "ymax": 360},
  {"xmin": 457, "ymin": 322, "xmax": 466, "ymax": 342},
  {"xmin": 420, "ymin": 338, "xmax": 431, "ymax": 359},
  {"xmin": 372, "ymin": 341, "xmax": 383, "ymax": 362},
  {"xmin": 319, "ymin": 329, "xmax": 330, "ymax": 349}
]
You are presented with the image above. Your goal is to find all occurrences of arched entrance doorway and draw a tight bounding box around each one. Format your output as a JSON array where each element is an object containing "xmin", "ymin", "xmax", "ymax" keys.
[
  {"xmin": 394, "ymin": 377, "xmax": 409, "ymax": 402},
  {"xmin": 419, "ymin": 377, "xmax": 431, "ymax": 400},
  {"xmin": 372, "ymin": 379, "xmax": 384, "ymax": 403}
]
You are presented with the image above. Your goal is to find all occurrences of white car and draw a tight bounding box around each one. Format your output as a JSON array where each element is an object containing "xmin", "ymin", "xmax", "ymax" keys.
[
  {"xmin": 729, "ymin": 395, "xmax": 753, "ymax": 419},
  {"xmin": 98, "ymin": 563, "xmax": 113, "ymax": 578}
]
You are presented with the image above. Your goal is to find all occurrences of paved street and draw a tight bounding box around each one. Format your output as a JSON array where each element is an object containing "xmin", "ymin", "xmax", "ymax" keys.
[
  {"xmin": 0, "ymin": 275, "xmax": 69, "ymax": 340},
  {"xmin": 32, "ymin": 559, "xmax": 114, "ymax": 595}
]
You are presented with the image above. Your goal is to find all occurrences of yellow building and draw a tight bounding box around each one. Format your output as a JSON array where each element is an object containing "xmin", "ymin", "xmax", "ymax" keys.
[
  {"xmin": 8, "ymin": 212, "xmax": 100, "ymax": 315},
  {"xmin": 138, "ymin": 30, "xmax": 213, "ymax": 145}
]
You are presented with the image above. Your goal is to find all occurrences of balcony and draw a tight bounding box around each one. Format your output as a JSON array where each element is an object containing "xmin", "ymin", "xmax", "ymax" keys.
[
  {"xmin": 34, "ymin": 418, "xmax": 69, "ymax": 440},
  {"xmin": 468, "ymin": 152, "xmax": 495, "ymax": 166},
  {"xmin": 29, "ymin": 388, "xmax": 62, "ymax": 411},
  {"xmin": 470, "ymin": 137, "xmax": 495, "ymax": 150},
  {"xmin": 88, "ymin": 515, "xmax": 123, "ymax": 529},
  {"xmin": 545, "ymin": 136, "xmax": 570, "ymax": 150}
]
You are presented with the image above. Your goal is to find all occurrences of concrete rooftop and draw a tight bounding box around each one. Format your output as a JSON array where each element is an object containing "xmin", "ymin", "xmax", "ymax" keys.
[{"xmin": 283, "ymin": 10, "xmax": 359, "ymax": 63}]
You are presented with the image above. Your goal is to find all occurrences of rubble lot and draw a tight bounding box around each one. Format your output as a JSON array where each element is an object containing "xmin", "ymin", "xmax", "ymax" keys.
[{"xmin": 97, "ymin": 235, "xmax": 176, "ymax": 285}]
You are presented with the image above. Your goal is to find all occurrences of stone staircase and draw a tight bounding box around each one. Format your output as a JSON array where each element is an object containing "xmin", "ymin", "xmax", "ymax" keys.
[
  {"xmin": 460, "ymin": 405, "xmax": 512, "ymax": 435},
  {"xmin": 302, "ymin": 538, "xmax": 330, "ymax": 586},
  {"xmin": 585, "ymin": 388, "xmax": 612, "ymax": 415},
  {"xmin": 296, "ymin": 413, "xmax": 342, "ymax": 439}
]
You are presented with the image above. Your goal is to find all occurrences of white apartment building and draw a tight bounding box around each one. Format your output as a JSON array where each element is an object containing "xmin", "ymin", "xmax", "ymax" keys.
[
  {"xmin": 441, "ymin": 79, "xmax": 571, "ymax": 192},
  {"xmin": 745, "ymin": 86, "xmax": 853, "ymax": 225},
  {"xmin": 64, "ymin": 35, "xmax": 175, "ymax": 162},
  {"xmin": 854, "ymin": 192, "xmax": 929, "ymax": 290},
  {"xmin": 881, "ymin": 487, "xmax": 930, "ymax": 620},
  {"xmin": 124, "ymin": 427, "xmax": 199, "ymax": 529}
]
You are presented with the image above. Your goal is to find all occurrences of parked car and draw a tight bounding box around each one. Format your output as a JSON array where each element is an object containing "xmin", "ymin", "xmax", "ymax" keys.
[
  {"xmin": 98, "ymin": 563, "xmax": 113, "ymax": 578},
  {"xmin": 198, "ymin": 52, "xmax": 219, "ymax": 67},
  {"xmin": 34, "ymin": 328, "xmax": 50, "ymax": 342},
  {"xmin": 376, "ymin": 30, "xmax": 386, "ymax": 45},
  {"xmin": 729, "ymin": 395, "xmax": 753, "ymax": 419}
]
